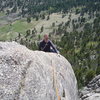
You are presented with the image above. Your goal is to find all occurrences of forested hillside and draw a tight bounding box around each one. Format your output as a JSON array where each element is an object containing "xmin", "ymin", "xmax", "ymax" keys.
[
  {"xmin": 0, "ymin": 0, "xmax": 100, "ymax": 17},
  {"xmin": 57, "ymin": 16, "xmax": 100, "ymax": 88}
]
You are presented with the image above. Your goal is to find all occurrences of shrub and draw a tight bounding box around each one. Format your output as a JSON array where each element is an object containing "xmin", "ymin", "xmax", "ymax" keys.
[
  {"xmin": 85, "ymin": 70, "xmax": 95, "ymax": 85},
  {"xmin": 74, "ymin": 68, "xmax": 85, "ymax": 89},
  {"xmin": 96, "ymin": 67, "xmax": 100, "ymax": 75}
]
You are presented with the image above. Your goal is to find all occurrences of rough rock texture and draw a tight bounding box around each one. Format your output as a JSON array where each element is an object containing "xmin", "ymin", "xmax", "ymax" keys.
[
  {"xmin": 0, "ymin": 42, "xmax": 78, "ymax": 100},
  {"xmin": 80, "ymin": 75, "xmax": 100, "ymax": 100}
]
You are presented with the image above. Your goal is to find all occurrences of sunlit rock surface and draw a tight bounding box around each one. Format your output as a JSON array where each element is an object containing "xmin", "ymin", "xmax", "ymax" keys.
[{"xmin": 0, "ymin": 42, "xmax": 78, "ymax": 100}]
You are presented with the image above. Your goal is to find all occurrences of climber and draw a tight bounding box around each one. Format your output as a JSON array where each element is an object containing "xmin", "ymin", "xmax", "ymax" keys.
[{"xmin": 39, "ymin": 34, "xmax": 58, "ymax": 53}]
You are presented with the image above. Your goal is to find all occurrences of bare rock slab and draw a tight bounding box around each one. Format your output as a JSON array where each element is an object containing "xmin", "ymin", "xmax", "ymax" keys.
[{"xmin": 0, "ymin": 42, "xmax": 78, "ymax": 100}]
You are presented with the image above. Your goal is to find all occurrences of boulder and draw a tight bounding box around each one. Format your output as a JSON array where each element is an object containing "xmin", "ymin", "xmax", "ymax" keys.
[
  {"xmin": 80, "ymin": 75, "xmax": 100, "ymax": 100},
  {"xmin": 0, "ymin": 42, "xmax": 78, "ymax": 100}
]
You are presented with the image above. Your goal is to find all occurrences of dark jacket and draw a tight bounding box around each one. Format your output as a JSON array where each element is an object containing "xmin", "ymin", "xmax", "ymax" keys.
[{"xmin": 39, "ymin": 40, "xmax": 58, "ymax": 53}]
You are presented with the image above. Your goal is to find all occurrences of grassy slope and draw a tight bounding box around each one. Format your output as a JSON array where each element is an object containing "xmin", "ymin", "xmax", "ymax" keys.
[
  {"xmin": 0, "ymin": 13, "xmax": 70, "ymax": 40},
  {"xmin": 0, "ymin": 12, "xmax": 5, "ymax": 17},
  {"xmin": 0, "ymin": 18, "xmax": 40, "ymax": 40},
  {"xmin": 0, "ymin": 11, "xmax": 94, "ymax": 41}
]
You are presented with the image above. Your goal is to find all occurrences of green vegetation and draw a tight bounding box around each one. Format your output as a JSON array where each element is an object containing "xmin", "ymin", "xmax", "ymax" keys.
[
  {"xmin": 57, "ymin": 16, "xmax": 100, "ymax": 88},
  {"xmin": 96, "ymin": 66, "xmax": 100, "ymax": 75},
  {"xmin": 0, "ymin": 0, "xmax": 100, "ymax": 17},
  {"xmin": 85, "ymin": 70, "xmax": 95, "ymax": 85},
  {"xmin": 0, "ymin": 12, "xmax": 5, "ymax": 17},
  {"xmin": 12, "ymin": 19, "xmax": 39, "ymax": 33},
  {"xmin": 0, "ymin": 18, "xmax": 40, "ymax": 40}
]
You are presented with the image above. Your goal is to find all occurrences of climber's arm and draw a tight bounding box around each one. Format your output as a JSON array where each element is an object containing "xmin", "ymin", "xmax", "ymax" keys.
[{"xmin": 50, "ymin": 41, "xmax": 58, "ymax": 53}]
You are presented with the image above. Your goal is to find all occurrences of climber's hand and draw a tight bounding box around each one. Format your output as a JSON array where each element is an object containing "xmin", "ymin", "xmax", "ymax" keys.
[
  {"xmin": 57, "ymin": 51, "xmax": 60, "ymax": 57},
  {"xmin": 58, "ymin": 54, "xmax": 60, "ymax": 57}
]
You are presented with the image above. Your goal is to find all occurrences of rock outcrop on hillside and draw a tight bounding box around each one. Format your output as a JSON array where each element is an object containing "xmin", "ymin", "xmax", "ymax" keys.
[
  {"xmin": 80, "ymin": 75, "xmax": 100, "ymax": 100},
  {"xmin": 0, "ymin": 42, "xmax": 78, "ymax": 100}
]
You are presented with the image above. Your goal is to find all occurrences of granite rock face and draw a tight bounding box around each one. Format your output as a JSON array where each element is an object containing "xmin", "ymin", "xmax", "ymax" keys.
[
  {"xmin": 80, "ymin": 75, "xmax": 100, "ymax": 100},
  {"xmin": 0, "ymin": 42, "xmax": 78, "ymax": 100}
]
